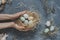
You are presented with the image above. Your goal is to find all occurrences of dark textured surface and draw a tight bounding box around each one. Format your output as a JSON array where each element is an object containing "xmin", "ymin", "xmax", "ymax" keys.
[{"xmin": 0, "ymin": 0, "xmax": 60, "ymax": 40}]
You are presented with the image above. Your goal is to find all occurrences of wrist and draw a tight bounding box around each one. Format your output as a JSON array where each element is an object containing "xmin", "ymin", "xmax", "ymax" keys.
[{"xmin": 10, "ymin": 22, "xmax": 16, "ymax": 28}]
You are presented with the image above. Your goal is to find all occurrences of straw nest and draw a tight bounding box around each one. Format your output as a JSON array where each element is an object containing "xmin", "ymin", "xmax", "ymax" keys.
[{"xmin": 15, "ymin": 11, "xmax": 40, "ymax": 31}]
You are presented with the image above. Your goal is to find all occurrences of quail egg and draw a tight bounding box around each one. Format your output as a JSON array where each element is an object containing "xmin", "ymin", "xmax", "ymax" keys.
[
  {"xmin": 28, "ymin": 20, "xmax": 33, "ymax": 25},
  {"xmin": 44, "ymin": 28, "xmax": 49, "ymax": 33},
  {"xmin": 45, "ymin": 21, "xmax": 51, "ymax": 27},
  {"xmin": 50, "ymin": 26, "xmax": 55, "ymax": 31},
  {"xmin": 24, "ymin": 20, "xmax": 29, "ymax": 26},
  {"xmin": 23, "ymin": 14, "xmax": 29, "ymax": 19},
  {"xmin": 20, "ymin": 17, "xmax": 25, "ymax": 22},
  {"xmin": 28, "ymin": 16, "xmax": 33, "ymax": 20},
  {"xmin": 28, "ymin": 20, "xmax": 33, "ymax": 27}
]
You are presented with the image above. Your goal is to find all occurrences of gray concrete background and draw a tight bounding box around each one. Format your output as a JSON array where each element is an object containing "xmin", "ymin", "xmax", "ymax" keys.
[{"xmin": 0, "ymin": 0, "xmax": 60, "ymax": 40}]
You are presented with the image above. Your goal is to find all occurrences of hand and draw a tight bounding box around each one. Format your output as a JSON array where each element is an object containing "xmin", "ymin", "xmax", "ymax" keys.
[
  {"xmin": 11, "ymin": 11, "xmax": 26, "ymax": 20},
  {"xmin": 13, "ymin": 22, "xmax": 32, "ymax": 31},
  {"xmin": 0, "ymin": 11, "xmax": 26, "ymax": 20},
  {"xmin": 0, "ymin": 21, "xmax": 32, "ymax": 31},
  {"xmin": 0, "ymin": 10, "xmax": 31, "ymax": 31},
  {"xmin": 0, "ymin": 10, "xmax": 32, "ymax": 31},
  {"xmin": 0, "ymin": 22, "xmax": 31, "ymax": 31},
  {"xmin": 0, "ymin": 22, "xmax": 25, "ymax": 31},
  {"xmin": 13, "ymin": 22, "xmax": 25, "ymax": 31}
]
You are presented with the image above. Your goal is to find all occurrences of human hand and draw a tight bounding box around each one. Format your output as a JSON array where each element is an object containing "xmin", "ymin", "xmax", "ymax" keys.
[
  {"xmin": 0, "ymin": 22, "xmax": 25, "ymax": 31},
  {"xmin": 0, "ymin": 10, "xmax": 31, "ymax": 31},
  {"xmin": 10, "ymin": 11, "xmax": 26, "ymax": 20},
  {"xmin": 13, "ymin": 22, "xmax": 32, "ymax": 31},
  {"xmin": 0, "ymin": 11, "xmax": 26, "ymax": 20}
]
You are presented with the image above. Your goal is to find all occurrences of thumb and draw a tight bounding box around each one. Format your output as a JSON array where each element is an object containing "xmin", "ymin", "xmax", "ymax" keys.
[
  {"xmin": 11, "ymin": 11, "xmax": 26, "ymax": 20},
  {"xmin": 16, "ymin": 10, "xmax": 27, "ymax": 17}
]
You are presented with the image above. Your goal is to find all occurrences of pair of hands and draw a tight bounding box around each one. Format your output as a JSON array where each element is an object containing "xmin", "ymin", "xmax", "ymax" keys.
[{"xmin": 0, "ymin": 11, "xmax": 30, "ymax": 31}]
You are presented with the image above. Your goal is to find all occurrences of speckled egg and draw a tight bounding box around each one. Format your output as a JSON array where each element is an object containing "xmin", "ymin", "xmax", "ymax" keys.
[
  {"xmin": 20, "ymin": 17, "xmax": 25, "ymax": 22},
  {"xmin": 28, "ymin": 20, "xmax": 33, "ymax": 24},
  {"xmin": 45, "ymin": 21, "xmax": 51, "ymax": 27},
  {"xmin": 44, "ymin": 28, "xmax": 49, "ymax": 33},
  {"xmin": 23, "ymin": 14, "xmax": 29, "ymax": 19},
  {"xmin": 50, "ymin": 26, "xmax": 55, "ymax": 31},
  {"xmin": 24, "ymin": 20, "xmax": 29, "ymax": 26}
]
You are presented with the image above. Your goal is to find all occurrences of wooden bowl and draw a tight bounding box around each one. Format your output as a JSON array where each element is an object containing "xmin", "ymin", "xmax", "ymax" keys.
[{"xmin": 15, "ymin": 11, "xmax": 40, "ymax": 31}]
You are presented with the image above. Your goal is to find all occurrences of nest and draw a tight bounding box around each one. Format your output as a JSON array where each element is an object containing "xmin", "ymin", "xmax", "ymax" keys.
[
  {"xmin": 15, "ymin": 11, "xmax": 40, "ymax": 31},
  {"xmin": 43, "ymin": 27, "xmax": 58, "ymax": 36}
]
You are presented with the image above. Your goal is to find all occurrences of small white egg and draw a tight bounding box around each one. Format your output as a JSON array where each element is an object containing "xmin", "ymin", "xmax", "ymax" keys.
[
  {"xmin": 28, "ymin": 20, "xmax": 33, "ymax": 24},
  {"xmin": 44, "ymin": 28, "xmax": 49, "ymax": 33},
  {"xmin": 24, "ymin": 20, "xmax": 29, "ymax": 26},
  {"xmin": 50, "ymin": 26, "xmax": 55, "ymax": 31},
  {"xmin": 28, "ymin": 20, "xmax": 33, "ymax": 27},
  {"xmin": 20, "ymin": 17, "xmax": 25, "ymax": 21},
  {"xmin": 28, "ymin": 16, "xmax": 33, "ymax": 20},
  {"xmin": 23, "ymin": 14, "xmax": 29, "ymax": 19},
  {"xmin": 45, "ymin": 21, "xmax": 51, "ymax": 26}
]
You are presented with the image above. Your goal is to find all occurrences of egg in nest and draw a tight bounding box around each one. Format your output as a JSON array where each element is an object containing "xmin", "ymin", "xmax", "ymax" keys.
[{"xmin": 15, "ymin": 11, "xmax": 40, "ymax": 31}]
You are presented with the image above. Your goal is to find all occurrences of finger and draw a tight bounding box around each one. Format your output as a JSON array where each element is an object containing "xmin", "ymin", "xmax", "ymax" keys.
[
  {"xmin": 14, "ymin": 24, "xmax": 25, "ymax": 30},
  {"xmin": 12, "ymin": 11, "xmax": 26, "ymax": 19},
  {"xmin": 0, "ymin": 10, "xmax": 26, "ymax": 20},
  {"xmin": 14, "ymin": 24, "xmax": 33, "ymax": 31},
  {"xmin": 16, "ymin": 10, "xmax": 27, "ymax": 16}
]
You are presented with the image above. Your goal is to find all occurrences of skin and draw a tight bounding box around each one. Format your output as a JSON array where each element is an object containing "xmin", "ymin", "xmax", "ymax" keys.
[
  {"xmin": 0, "ymin": 11, "xmax": 26, "ymax": 20},
  {"xmin": 0, "ymin": 11, "xmax": 27, "ymax": 31}
]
